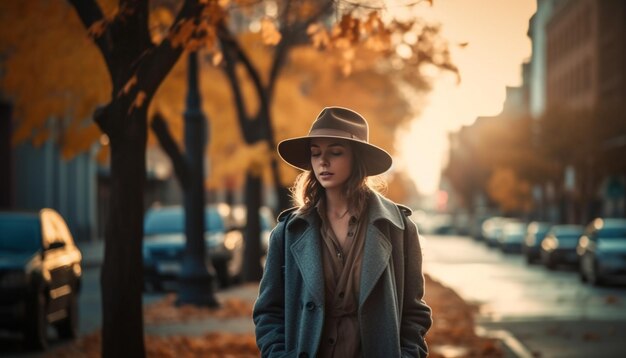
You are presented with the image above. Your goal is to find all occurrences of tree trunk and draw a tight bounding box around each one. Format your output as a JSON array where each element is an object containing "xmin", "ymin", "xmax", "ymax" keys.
[
  {"xmin": 101, "ymin": 111, "xmax": 147, "ymax": 358},
  {"xmin": 271, "ymin": 158, "xmax": 292, "ymax": 212},
  {"xmin": 243, "ymin": 172, "xmax": 263, "ymax": 281}
]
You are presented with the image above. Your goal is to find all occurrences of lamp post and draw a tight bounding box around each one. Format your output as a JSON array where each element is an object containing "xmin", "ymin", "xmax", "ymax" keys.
[{"xmin": 176, "ymin": 51, "xmax": 218, "ymax": 307}]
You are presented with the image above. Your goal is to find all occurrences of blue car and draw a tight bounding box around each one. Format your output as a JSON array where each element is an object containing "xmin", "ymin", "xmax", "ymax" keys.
[
  {"xmin": 578, "ymin": 218, "xmax": 626, "ymax": 286},
  {"xmin": 142, "ymin": 205, "xmax": 240, "ymax": 290}
]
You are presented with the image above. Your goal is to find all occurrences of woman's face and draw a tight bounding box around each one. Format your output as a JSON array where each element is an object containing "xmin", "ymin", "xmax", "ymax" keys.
[{"xmin": 310, "ymin": 138, "xmax": 353, "ymax": 191}]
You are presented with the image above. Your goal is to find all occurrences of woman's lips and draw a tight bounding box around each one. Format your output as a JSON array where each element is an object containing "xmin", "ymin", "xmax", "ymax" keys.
[{"xmin": 319, "ymin": 171, "xmax": 333, "ymax": 179}]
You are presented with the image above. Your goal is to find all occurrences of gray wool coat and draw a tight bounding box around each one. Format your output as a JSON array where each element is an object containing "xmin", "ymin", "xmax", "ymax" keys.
[{"xmin": 253, "ymin": 192, "xmax": 432, "ymax": 358}]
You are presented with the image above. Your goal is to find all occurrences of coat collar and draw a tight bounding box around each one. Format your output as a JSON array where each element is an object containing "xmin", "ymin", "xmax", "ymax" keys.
[
  {"xmin": 286, "ymin": 191, "xmax": 407, "ymax": 306},
  {"xmin": 285, "ymin": 191, "xmax": 406, "ymax": 231}
]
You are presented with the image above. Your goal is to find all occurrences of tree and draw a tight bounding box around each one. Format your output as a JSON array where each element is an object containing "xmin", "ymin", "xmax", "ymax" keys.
[
  {"xmin": 2, "ymin": 0, "xmax": 458, "ymax": 354},
  {"xmin": 210, "ymin": 0, "xmax": 457, "ymax": 280},
  {"xmin": 1, "ymin": 0, "xmax": 225, "ymax": 355}
]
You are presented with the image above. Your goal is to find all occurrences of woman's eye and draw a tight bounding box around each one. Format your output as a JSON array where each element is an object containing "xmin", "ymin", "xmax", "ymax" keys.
[
  {"xmin": 311, "ymin": 152, "xmax": 320, "ymax": 157},
  {"xmin": 332, "ymin": 151, "xmax": 343, "ymax": 156}
]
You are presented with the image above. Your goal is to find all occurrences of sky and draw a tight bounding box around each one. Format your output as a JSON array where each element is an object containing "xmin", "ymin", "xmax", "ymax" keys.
[{"xmin": 395, "ymin": 0, "xmax": 537, "ymax": 195}]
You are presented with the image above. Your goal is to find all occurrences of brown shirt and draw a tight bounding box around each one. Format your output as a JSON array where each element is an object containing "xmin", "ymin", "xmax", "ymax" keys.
[{"xmin": 316, "ymin": 200, "xmax": 368, "ymax": 358}]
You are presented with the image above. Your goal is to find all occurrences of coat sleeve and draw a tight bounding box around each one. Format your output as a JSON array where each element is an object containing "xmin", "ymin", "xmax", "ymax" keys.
[
  {"xmin": 400, "ymin": 216, "xmax": 433, "ymax": 358},
  {"xmin": 253, "ymin": 220, "xmax": 291, "ymax": 357}
]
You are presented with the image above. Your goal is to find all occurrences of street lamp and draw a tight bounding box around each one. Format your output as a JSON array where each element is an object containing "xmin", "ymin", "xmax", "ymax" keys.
[{"xmin": 176, "ymin": 51, "xmax": 218, "ymax": 307}]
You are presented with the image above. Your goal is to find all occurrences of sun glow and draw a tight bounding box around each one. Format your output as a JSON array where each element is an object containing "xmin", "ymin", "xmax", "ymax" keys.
[{"xmin": 396, "ymin": 0, "xmax": 536, "ymax": 195}]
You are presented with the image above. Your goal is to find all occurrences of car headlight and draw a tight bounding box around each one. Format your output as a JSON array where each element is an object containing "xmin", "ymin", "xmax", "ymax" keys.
[
  {"xmin": 0, "ymin": 271, "xmax": 29, "ymax": 288},
  {"xmin": 224, "ymin": 231, "xmax": 243, "ymax": 251}
]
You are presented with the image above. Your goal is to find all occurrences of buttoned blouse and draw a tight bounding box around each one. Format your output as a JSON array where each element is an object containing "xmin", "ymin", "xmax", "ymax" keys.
[{"xmin": 316, "ymin": 200, "xmax": 368, "ymax": 358}]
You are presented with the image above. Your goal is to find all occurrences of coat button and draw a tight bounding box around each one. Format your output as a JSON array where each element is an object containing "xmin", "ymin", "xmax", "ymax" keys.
[
  {"xmin": 305, "ymin": 302, "xmax": 315, "ymax": 311},
  {"xmin": 298, "ymin": 353, "xmax": 309, "ymax": 358}
]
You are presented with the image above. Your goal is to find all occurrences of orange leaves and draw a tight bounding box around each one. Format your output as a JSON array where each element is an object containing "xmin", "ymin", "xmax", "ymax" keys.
[
  {"xmin": 424, "ymin": 274, "xmax": 504, "ymax": 357},
  {"xmin": 307, "ymin": 23, "xmax": 331, "ymax": 49},
  {"xmin": 487, "ymin": 167, "xmax": 533, "ymax": 214},
  {"xmin": 169, "ymin": 1, "xmax": 226, "ymax": 51},
  {"xmin": 143, "ymin": 293, "xmax": 253, "ymax": 324},
  {"xmin": 128, "ymin": 91, "xmax": 147, "ymax": 114},
  {"xmin": 121, "ymin": 76, "xmax": 138, "ymax": 97},
  {"xmin": 171, "ymin": 19, "xmax": 197, "ymax": 48},
  {"xmin": 260, "ymin": 18, "xmax": 281, "ymax": 46},
  {"xmin": 87, "ymin": 19, "xmax": 108, "ymax": 39}
]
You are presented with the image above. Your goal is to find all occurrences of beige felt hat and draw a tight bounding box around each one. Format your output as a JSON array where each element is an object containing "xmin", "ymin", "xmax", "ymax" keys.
[{"xmin": 277, "ymin": 106, "xmax": 392, "ymax": 176}]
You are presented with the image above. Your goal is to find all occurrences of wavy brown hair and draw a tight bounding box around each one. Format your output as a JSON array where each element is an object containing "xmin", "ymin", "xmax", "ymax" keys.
[{"xmin": 291, "ymin": 142, "xmax": 387, "ymax": 215}]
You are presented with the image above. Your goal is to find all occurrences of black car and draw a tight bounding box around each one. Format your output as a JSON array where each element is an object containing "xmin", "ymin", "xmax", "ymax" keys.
[
  {"xmin": 142, "ymin": 205, "xmax": 243, "ymax": 290},
  {"xmin": 540, "ymin": 225, "xmax": 584, "ymax": 270},
  {"xmin": 0, "ymin": 209, "xmax": 82, "ymax": 350},
  {"xmin": 522, "ymin": 221, "xmax": 552, "ymax": 264},
  {"xmin": 578, "ymin": 218, "xmax": 626, "ymax": 286}
]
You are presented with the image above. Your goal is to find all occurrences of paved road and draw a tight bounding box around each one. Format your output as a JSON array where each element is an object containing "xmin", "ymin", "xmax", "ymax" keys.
[{"xmin": 422, "ymin": 234, "xmax": 626, "ymax": 357}]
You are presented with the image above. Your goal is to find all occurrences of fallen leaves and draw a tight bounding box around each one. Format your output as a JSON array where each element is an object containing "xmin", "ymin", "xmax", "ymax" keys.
[
  {"xmin": 425, "ymin": 275, "xmax": 503, "ymax": 357},
  {"xmin": 143, "ymin": 294, "xmax": 253, "ymax": 324},
  {"xmin": 49, "ymin": 275, "xmax": 502, "ymax": 357}
]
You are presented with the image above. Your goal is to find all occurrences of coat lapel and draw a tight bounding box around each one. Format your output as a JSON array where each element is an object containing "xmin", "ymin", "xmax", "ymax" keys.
[
  {"xmin": 359, "ymin": 224, "xmax": 392, "ymax": 307},
  {"xmin": 358, "ymin": 192, "xmax": 405, "ymax": 307},
  {"xmin": 290, "ymin": 224, "xmax": 325, "ymax": 303}
]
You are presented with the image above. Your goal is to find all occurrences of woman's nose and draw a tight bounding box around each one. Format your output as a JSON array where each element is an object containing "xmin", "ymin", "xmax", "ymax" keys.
[{"xmin": 320, "ymin": 154, "xmax": 329, "ymax": 166}]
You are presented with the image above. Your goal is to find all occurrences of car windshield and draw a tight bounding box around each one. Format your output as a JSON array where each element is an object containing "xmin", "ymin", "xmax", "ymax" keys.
[
  {"xmin": 598, "ymin": 227, "xmax": 626, "ymax": 240},
  {"xmin": 144, "ymin": 208, "xmax": 225, "ymax": 235},
  {"xmin": 0, "ymin": 214, "xmax": 42, "ymax": 252}
]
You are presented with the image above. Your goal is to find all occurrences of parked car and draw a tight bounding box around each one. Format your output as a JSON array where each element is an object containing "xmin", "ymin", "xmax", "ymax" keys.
[
  {"xmin": 540, "ymin": 225, "xmax": 584, "ymax": 270},
  {"xmin": 0, "ymin": 209, "xmax": 82, "ymax": 350},
  {"xmin": 497, "ymin": 221, "xmax": 527, "ymax": 253},
  {"xmin": 229, "ymin": 205, "xmax": 275, "ymax": 266},
  {"xmin": 142, "ymin": 204, "xmax": 242, "ymax": 290},
  {"xmin": 482, "ymin": 216, "xmax": 509, "ymax": 247},
  {"xmin": 522, "ymin": 221, "xmax": 552, "ymax": 264},
  {"xmin": 578, "ymin": 218, "xmax": 626, "ymax": 286}
]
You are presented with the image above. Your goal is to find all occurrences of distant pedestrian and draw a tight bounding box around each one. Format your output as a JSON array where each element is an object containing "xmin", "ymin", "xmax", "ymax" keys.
[{"xmin": 253, "ymin": 106, "xmax": 432, "ymax": 357}]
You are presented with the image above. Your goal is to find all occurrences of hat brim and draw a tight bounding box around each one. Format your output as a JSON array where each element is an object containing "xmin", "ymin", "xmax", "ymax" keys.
[{"xmin": 277, "ymin": 135, "xmax": 393, "ymax": 176}]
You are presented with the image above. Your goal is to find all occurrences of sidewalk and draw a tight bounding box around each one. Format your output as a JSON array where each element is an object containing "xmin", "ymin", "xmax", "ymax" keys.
[{"xmin": 72, "ymin": 240, "xmax": 512, "ymax": 357}]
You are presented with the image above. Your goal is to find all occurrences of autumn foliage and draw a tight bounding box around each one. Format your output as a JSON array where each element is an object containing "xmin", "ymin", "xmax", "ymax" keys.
[{"xmin": 48, "ymin": 275, "xmax": 502, "ymax": 358}]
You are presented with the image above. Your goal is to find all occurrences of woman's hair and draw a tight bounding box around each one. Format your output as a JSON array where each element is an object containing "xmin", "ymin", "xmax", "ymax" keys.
[{"xmin": 291, "ymin": 142, "xmax": 387, "ymax": 214}]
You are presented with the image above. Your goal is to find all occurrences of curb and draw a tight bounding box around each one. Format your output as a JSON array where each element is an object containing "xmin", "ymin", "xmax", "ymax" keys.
[{"xmin": 476, "ymin": 326, "xmax": 534, "ymax": 358}]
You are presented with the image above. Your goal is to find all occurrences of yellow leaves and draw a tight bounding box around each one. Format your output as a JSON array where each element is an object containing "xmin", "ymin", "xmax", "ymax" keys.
[{"xmin": 260, "ymin": 18, "xmax": 281, "ymax": 46}]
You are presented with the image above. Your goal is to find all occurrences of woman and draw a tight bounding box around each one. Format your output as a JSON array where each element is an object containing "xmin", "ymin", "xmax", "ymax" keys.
[{"xmin": 254, "ymin": 107, "xmax": 432, "ymax": 357}]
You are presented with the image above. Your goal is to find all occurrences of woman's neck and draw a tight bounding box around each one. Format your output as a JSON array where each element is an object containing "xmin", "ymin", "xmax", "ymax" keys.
[{"xmin": 325, "ymin": 188, "xmax": 349, "ymax": 219}]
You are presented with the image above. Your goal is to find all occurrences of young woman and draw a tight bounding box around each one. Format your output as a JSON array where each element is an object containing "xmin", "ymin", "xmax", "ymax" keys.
[{"xmin": 253, "ymin": 107, "xmax": 432, "ymax": 357}]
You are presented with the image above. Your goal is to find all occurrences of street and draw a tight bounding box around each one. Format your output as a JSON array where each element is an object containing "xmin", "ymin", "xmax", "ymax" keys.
[{"xmin": 423, "ymin": 234, "xmax": 626, "ymax": 357}]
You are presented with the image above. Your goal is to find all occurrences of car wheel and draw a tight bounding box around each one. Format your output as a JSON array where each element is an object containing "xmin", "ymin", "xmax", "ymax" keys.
[
  {"xmin": 24, "ymin": 290, "xmax": 47, "ymax": 350},
  {"xmin": 55, "ymin": 291, "xmax": 78, "ymax": 340},
  {"xmin": 213, "ymin": 259, "xmax": 230, "ymax": 288}
]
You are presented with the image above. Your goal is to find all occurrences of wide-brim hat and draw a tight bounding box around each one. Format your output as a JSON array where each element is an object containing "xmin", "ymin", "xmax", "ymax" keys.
[{"xmin": 277, "ymin": 106, "xmax": 392, "ymax": 176}]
